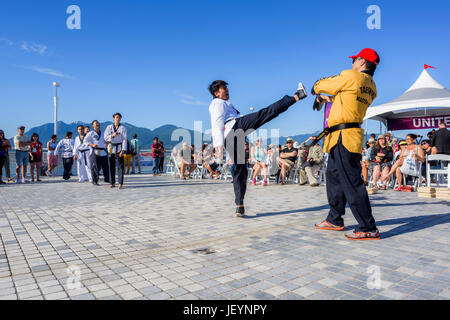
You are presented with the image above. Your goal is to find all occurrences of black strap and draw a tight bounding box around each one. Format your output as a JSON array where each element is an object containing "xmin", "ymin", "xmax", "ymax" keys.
[{"xmin": 309, "ymin": 122, "xmax": 361, "ymax": 147}]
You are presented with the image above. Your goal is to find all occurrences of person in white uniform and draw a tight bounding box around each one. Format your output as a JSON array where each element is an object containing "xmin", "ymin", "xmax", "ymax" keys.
[
  {"xmin": 54, "ymin": 131, "xmax": 75, "ymax": 180},
  {"xmin": 85, "ymin": 120, "xmax": 110, "ymax": 186},
  {"xmin": 73, "ymin": 125, "xmax": 92, "ymax": 183},
  {"xmin": 208, "ymin": 80, "xmax": 307, "ymax": 217},
  {"xmin": 104, "ymin": 113, "xmax": 127, "ymax": 189}
]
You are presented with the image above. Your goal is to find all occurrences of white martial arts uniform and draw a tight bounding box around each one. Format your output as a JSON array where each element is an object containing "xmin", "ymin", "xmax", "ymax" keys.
[{"xmin": 73, "ymin": 135, "xmax": 92, "ymax": 182}]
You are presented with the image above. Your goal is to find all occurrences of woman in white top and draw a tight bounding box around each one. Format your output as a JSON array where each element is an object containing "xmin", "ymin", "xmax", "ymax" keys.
[{"xmin": 394, "ymin": 134, "xmax": 424, "ymax": 191}]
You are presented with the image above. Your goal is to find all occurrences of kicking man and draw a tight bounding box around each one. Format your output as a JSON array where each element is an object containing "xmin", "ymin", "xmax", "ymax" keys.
[
  {"xmin": 312, "ymin": 48, "xmax": 381, "ymax": 240},
  {"xmin": 104, "ymin": 113, "xmax": 127, "ymax": 189},
  {"xmin": 209, "ymin": 80, "xmax": 307, "ymax": 217}
]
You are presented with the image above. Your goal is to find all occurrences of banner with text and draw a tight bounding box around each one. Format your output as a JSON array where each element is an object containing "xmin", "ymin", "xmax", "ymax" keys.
[{"xmin": 387, "ymin": 115, "xmax": 450, "ymax": 131}]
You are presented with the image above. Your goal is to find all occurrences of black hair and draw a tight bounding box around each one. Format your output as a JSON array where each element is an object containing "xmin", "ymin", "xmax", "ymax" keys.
[
  {"xmin": 153, "ymin": 137, "xmax": 158, "ymax": 141},
  {"xmin": 421, "ymin": 139, "xmax": 430, "ymax": 144},
  {"xmin": 77, "ymin": 125, "xmax": 84, "ymax": 130},
  {"xmin": 31, "ymin": 132, "xmax": 40, "ymax": 142},
  {"xmin": 113, "ymin": 113, "xmax": 122, "ymax": 119},
  {"xmin": 364, "ymin": 60, "xmax": 377, "ymax": 76},
  {"xmin": 132, "ymin": 134, "xmax": 137, "ymax": 139},
  {"xmin": 66, "ymin": 131, "xmax": 72, "ymax": 138},
  {"xmin": 208, "ymin": 80, "xmax": 228, "ymax": 97},
  {"xmin": 407, "ymin": 133, "xmax": 418, "ymax": 140},
  {"xmin": 51, "ymin": 134, "xmax": 57, "ymax": 139},
  {"xmin": 91, "ymin": 120, "xmax": 99, "ymax": 125}
]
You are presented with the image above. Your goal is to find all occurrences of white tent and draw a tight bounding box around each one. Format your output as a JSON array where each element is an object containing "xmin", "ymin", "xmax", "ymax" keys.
[{"xmin": 364, "ymin": 69, "xmax": 450, "ymax": 126}]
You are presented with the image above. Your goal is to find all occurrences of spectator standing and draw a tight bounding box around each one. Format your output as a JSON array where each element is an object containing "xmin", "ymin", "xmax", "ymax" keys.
[
  {"xmin": 159, "ymin": 141, "xmax": 166, "ymax": 174},
  {"xmin": 151, "ymin": 137, "xmax": 161, "ymax": 176},
  {"xmin": 29, "ymin": 133, "xmax": 43, "ymax": 182},
  {"xmin": 130, "ymin": 134, "xmax": 141, "ymax": 174},
  {"xmin": 0, "ymin": 130, "xmax": 12, "ymax": 184},
  {"xmin": 14, "ymin": 126, "xmax": 31, "ymax": 183},
  {"xmin": 46, "ymin": 134, "xmax": 58, "ymax": 177},
  {"xmin": 55, "ymin": 131, "xmax": 75, "ymax": 180},
  {"xmin": 431, "ymin": 123, "xmax": 450, "ymax": 155},
  {"xmin": 124, "ymin": 139, "xmax": 132, "ymax": 174}
]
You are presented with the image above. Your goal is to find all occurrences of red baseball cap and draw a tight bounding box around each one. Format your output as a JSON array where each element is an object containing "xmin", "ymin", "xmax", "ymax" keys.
[{"xmin": 349, "ymin": 48, "xmax": 380, "ymax": 65}]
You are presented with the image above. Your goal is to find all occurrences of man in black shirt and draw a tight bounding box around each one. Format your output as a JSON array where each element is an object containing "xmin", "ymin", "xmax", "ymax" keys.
[
  {"xmin": 277, "ymin": 138, "xmax": 298, "ymax": 184},
  {"xmin": 431, "ymin": 123, "xmax": 450, "ymax": 155}
]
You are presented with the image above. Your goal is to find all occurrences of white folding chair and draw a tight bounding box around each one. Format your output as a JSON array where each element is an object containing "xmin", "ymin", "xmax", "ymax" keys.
[{"xmin": 426, "ymin": 154, "xmax": 450, "ymax": 188}]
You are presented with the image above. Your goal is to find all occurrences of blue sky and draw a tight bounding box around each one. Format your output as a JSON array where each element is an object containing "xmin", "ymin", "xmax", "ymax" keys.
[{"xmin": 1, "ymin": 0, "xmax": 449, "ymax": 140}]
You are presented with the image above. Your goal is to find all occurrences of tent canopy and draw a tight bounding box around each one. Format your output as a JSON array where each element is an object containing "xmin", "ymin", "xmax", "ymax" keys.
[{"xmin": 364, "ymin": 69, "xmax": 450, "ymax": 126}]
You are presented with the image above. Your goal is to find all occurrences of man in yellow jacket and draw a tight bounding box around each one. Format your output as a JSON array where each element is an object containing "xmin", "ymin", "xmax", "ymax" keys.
[{"xmin": 313, "ymin": 48, "xmax": 381, "ymax": 240}]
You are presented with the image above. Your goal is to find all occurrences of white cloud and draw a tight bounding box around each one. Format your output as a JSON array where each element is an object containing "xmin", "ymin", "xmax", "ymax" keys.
[
  {"xmin": 21, "ymin": 41, "xmax": 48, "ymax": 55},
  {"xmin": 177, "ymin": 93, "xmax": 208, "ymax": 106},
  {"xmin": 0, "ymin": 38, "xmax": 15, "ymax": 46},
  {"xmin": 16, "ymin": 65, "xmax": 71, "ymax": 78}
]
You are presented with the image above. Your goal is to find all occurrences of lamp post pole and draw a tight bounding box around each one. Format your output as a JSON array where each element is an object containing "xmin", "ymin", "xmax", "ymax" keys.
[{"xmin": 53, "ymin": 82, "xmax": 60, "ymax": 135}]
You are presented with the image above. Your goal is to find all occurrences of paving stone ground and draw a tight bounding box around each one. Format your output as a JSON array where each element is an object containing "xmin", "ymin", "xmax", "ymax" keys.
[{"xmin": 0, "ymin": 174, "xmax": 449, "ymax": 300}]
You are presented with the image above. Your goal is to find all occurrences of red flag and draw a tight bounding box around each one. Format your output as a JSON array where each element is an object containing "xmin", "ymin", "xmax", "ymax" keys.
[{"xmin": 424, "ymin": 64, "xmax": 437, "ymax": 69}]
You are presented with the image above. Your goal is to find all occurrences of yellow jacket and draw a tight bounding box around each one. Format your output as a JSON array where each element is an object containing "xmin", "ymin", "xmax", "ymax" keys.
[{"xmin": 313, "ymin": 69, "xmax": 377, "ymax": 154}]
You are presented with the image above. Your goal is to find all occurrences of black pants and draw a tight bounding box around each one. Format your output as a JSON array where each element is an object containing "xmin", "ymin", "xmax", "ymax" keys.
[
  {"xmin": 225, "ymin": 95, "xmax": 297, "ymax": 205},
  {"xmin": 109, "ymin": 153, "xmax": 124, "ymax": 185},
  {"xmin": 326, "ymin": 135, "xmax": 377, "ymax": 232},
  {"xmin": 159, "ymin": 156, "xmax": 164, "ymax": 173},
  {"xmin": 0, "ymin": 155, "xmax": 5, "ymax": 180},
  {"xmin": 92, "ymin": 155, "xmax": 110, "ymax": 183},
  {"xmin": 62, "ymin": 158, "xmax": 74, "ymax": 180}
]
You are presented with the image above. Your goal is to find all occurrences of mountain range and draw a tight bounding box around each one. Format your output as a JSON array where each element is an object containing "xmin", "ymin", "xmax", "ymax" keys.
[{"xmin": 8, "ymin": 121, "xmax": 320, "ymax": 150}]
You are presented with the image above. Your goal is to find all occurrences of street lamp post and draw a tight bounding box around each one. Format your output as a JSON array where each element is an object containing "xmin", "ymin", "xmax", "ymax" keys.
[{"xmin": 53, "ymin": 82, "xmax": 60, "ymax": 135}]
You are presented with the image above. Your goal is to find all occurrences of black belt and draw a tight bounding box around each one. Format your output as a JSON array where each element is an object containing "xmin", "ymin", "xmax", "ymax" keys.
[
  {"xmin": 79, "ymin": 149, "xmax": 90, "ymax": 166},
  {"xmin": 110, "ymin": 143, "xmax": 122, "ymax": 155},
  {"xmin": 309, "ymin": 122, "xmax": 361, "ymax": 147}
]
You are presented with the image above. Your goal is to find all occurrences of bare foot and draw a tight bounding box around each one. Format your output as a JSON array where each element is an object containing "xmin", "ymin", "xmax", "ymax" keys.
[
  {"xmin": 110, "ymin": 184, "xmax": 115, "ymax": 188},
  {"xmin": 118, "ymin": 184, "xmax": 123, "ymax": 190}
]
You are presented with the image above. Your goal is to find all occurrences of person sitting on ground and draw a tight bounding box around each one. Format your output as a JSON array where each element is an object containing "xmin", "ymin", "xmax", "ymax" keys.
[
  {"xmin": 178, "ymin": 143, "xmax": 197, "ymax": 179},
  {"xmin": 370, "ymin": 134, "xmax": 393, "ymax": 189},
  {"xmin": 299, "ymin": 136, "xmax": 323, "ymax": 187},
  {"xmin": 394, "ymin": 133, "xmax": 424, "ymax": 191},
  {"xmin": 362, "ymin": 138, "xmax": 376, "ymax": 186},
  {"xmin": 431, "ymin": 122, "xmax": 450, "ymax": 155},
  {"xmin": 277, "ymin": 138, "xmax": 297, "ymax": 184},
  {"xmin": 251, "ymin": 138, "xmax": 268, "ymax": 186},
  {"xmin": 380, "ymin": 140, "xmax": 407, "ymax": 186},
  {"xmin": 29, "ymin": 133, "xmax": 43, "ymax": 182}
]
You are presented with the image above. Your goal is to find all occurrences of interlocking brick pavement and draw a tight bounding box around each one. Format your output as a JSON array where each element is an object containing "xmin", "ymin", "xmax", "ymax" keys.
[{"xmin": 0, "ymin": 174, "xmax": 449, "ymax": 300}]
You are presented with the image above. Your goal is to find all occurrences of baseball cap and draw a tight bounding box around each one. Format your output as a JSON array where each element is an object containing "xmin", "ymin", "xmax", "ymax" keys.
[
  {"xmin": 286, "ymin": 138, "xmax": 294, "ymax": 143},
  {"xmin": 398, "ymin": 140, "xmax": 407, "ymax": 146},
  {"xmin": 349, "ymin": 48, "xmax": 380, "ymax": 65},
  {"xmin": 18, "ymin": 126, "xmax": 25, "ymax": 129}
]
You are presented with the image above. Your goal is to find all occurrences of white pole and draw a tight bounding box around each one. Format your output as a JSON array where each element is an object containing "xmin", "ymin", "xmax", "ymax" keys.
[{"xmin": 53, "ymin": 82, "xmax": 60, "ymax": 135}]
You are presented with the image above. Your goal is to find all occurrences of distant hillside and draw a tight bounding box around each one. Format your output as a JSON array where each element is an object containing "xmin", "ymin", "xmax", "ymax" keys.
[{"xmin": 8, "ymin": 121, "xmax": 320, "ymax": 150}]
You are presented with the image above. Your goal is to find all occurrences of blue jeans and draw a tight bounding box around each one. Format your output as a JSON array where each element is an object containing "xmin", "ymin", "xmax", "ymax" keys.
[
  {"xmin": 153, "ymin": 157, "xmax": 160, "ymax": 174},
  {"xmin": 16, "ymin": 150, "xmax": 29, "ymax": 167}
]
